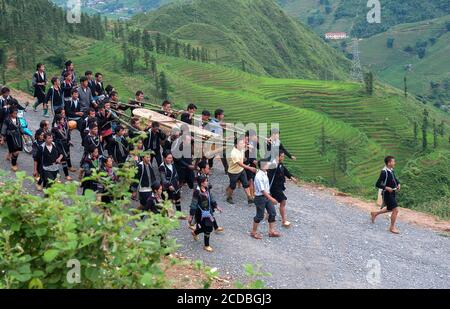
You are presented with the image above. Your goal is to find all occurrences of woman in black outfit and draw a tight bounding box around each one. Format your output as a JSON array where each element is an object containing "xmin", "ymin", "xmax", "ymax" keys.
[
  {"xmin": 159, "ymin": 152, "xmax": 184, "ymax": 218},
  {"xmin": 32, "ymin": 129, "xmax": 45, "ymax": 191},
  {"xmin": 190, "ymin": 175, "xmax": 223, "ymax": 253},
  {"xmin": 37, "ymin": 132, "xmax": 63, "ymax": 188},
  {"xmin": 0, "ymin": 109, "xmax": 23, "ymax": 171},
  {"xmin": 32, "ymin": 63, "xmax": 48, "ymax": 115},
  {"xmin": 52, "ymin": 115, "xmax": 73, "ymax": 180}
]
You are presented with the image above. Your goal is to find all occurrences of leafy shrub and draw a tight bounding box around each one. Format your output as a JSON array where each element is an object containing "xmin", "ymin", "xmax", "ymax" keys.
[{"xmin": 0, "ymin": 167, "xmax": 179, "ymax": 289}]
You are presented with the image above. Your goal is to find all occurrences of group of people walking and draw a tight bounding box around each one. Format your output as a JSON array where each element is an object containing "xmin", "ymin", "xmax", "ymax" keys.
[{"xmin": 0, "ymin": 60, "xmax": 402, "ymax": 255}]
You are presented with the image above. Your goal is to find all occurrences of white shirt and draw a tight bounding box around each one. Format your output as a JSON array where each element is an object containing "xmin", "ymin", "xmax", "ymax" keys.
[{"xmin": 254, "ymin": 169, "xmax": 270, "ymax": 197}]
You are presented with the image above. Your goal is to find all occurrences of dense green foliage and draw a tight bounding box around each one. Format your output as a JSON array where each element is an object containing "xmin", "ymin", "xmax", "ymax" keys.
[
  {"xmin": 131, "ymin": 0, "xmax": 350, "ymax": 79},
  {"xmin": 398, "ymin": 151, "xmax": 450, "ymax": 219},
  {"xmin": 0, "ymin": 163, "xmax": 178, "ymax": 288}
]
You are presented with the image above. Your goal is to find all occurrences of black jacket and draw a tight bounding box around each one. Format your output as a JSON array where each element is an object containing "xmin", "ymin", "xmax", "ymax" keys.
[
  {"xmin": 375, "ymin": 168, "xmax": 400, "ymax": 190},
  {"xmin": 144, "ymin": 129, "xmax": 166, "ymax": 152},
  {"xmin": 136, "ymin": 161, "xmax": 156, "ymax": 191},
  {"xmin": 268, "ymin": 163, "xmax": 293, "ymax": 192}
]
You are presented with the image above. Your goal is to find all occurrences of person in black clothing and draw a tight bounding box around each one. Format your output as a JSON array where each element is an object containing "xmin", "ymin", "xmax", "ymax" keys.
[
  {"xmin": 79, "ymin": 108, "xmax": 98, "ymax": 139},
  {"xmin": 32, "ymin": 63, "xmax": 48, "ymax": 114},
  {"xmin": 134, "ymin": 151, "xmax": 157, "ymax": 209},
  {"xmin": 80, "ymin": 146, "xmax": 101, "ymax": 195},
  {"xmin": 65, "ymin": 88, "xmax": 83, "ymax": 124},
  {"xmin": 52, "ymin": 115, "xmax": 74, "ymax": 180},
  {"xmin": 81, "ymin": 123, "xmax": 104, "ymax": 166},
  {"xmin": 61, "ymin": 72, "xmax": 75, "ymax": 105},
  {"xmin": 158, "ymin": 100, "xmax": 177, "ymax": 118},
  {"xmin": 45, "ymin": 77, "xmax": 64, "ymax": 116},
  {"xmin": 85, "ymin": 71, "xmax": 96, "ymax": 94},
  {"xmin": 181, "ymin": 103, "xmax": 197, "ymax": 125},
  {"xmin": 97, "ymin": 101, "xmax": 116, "ymax": 153},
  {"xmin": 37, "ymin": 132, "xmax": 63, "ymax": 188},
  {"xmin": 0, "ymin": 88, "xmax": 25, "ymax": 130},
  {"xmin": 32, "ymin": 129, "xmax": 45, "ymax": 191},
  {"xmin": 190, "ymin": 175, "xmax": 223, "ymax": 253},
  {"xmin": 159, "ymin": 152, "xmax": 185, "ymax": 219},
  {"xmin": 111, "ymin": 125, "xmax": 129, "ymax": 165},
  {"xmin": 144, "ymin": 121, "xmax": 166, "ymax": 167},
  {"xmin": 371, "ymin": 156, "xmax": 401, "ymax": 234},
  {"xmin": 173, "ymin": 132, "xmax": 196, "ymax": 190},
  {"xmin": 93, "ymin": 73, "xmax": 105, "ymax": 99},
  {"xmin": 193, "ymin": 160, "xmax": 224, "ymax": 233},
  {"xmin": 127, "ymin": 90, "xmax": 144, "ymax": 112},
  {"xmin": 163, "ymin": 127, "xmax": 181, "ymax": 155},
  {"xmin": 98, "ymin": 156, "xmax": 118, "ymax": 204},
  {"xmin": 0, "ymin": 109, "xmax": 23, "ymax": 171},
  {"xmin": 268, "ymin": 151, "xmax": 298, "ymax": 228},
  {"xmin": 60, "ymin": 60, "xmax": 77, "ymax": 88},
  {"xmin": 145, "ymin": 182, "xmax": 165, "ymax": 215},
  {"xmin": 266, "ymin": 128, "xmax": 296, "ymax": 163}
]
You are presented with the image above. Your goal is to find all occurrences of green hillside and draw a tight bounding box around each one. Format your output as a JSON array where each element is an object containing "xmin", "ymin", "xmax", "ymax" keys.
[
  {"xmin": 278, "ymin": 0, "xmax": 450, "ymax": 38},
  {"xmin": 131, "ymin": 0, "xmax": 350, "ymax": 79},
  {"xmin": 359, "ymin": 15, "xmax": 450, "ymax": 111}
]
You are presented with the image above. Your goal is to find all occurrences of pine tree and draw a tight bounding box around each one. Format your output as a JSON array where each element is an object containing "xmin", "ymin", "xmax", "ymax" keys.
[
  {"xmin": 413, "ymin": 121, "xmax": 418, "ymax": 145},
  {"xmin": 166, "ymin": 37, "xmax": 172, "ymax": 56},
  {"xmin": 187, "ymin": 44, "xmax": 192, "ymax": 60},
  {"xmin": 174, "ymin": 41, "xmax": 181, "ymax": 58},
  {"xmin": 144, "ymin": 50, "xmax": 150, "ymax": 69},
  {"xmin": 422, "ymin": 109, "xmax": 429, "ymax": 151},
  {"xmin": 155, "ymin": 32, "xmax": 162, "ymax": 54},
  {"xmin": 438, "ymin": 120, "xmax": 445, "ymax": 137},
  {"xmin": 404, "ymin": 75, "xmax": 408, "ymax": 98},
  {"xmin": 142, "ymin": 30, "xmax": 152, "ymax": 51},
  {"xmin": 433, "ymin": 119, "xmax": 438, "ymax": 149},
  {"xmin": 150, "ymin": 55, "xmax": 157, "ymax": 78},
  {"xmin": 364, "ymin": 72, "xmax": 374, "ymax": 95},
  {"xmin": 159, "ymin": 71, "xmax": 169, "ymax": 100},
  {"xmin": 0, "ymin": 49, "xmax": 6, "ymax": 84}
]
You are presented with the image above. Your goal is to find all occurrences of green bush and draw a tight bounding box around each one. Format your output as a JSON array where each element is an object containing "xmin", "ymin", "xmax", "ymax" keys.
[
  {"xmin": 0, "ymin": 168, "xmax": 179, "ymax": 289},
  {"xmin": 398, "ymin": 151, "xmax": 450, "ymax": 219}
]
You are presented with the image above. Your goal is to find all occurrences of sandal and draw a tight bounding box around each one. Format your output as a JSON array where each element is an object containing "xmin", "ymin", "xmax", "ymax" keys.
[
  {"xmin": 269, "ymin": 231, "xmax": 281, "ymax": 238},
  {"xmin": 250, "ymin": 233, "xmax": 263, "ymax": 240}
]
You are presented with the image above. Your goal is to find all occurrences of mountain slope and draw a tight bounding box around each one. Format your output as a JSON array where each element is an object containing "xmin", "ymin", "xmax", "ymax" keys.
[
  {"xmin": 131, "ymin": 0, "xmax": 350, "ymax": 79},
  {"xmin": 279, "ymin": 0, "xmax": 450, "ymax": 38},
  {"xmin": 359, "ymin": 15, "xmax": 450, "ymax": 110}
]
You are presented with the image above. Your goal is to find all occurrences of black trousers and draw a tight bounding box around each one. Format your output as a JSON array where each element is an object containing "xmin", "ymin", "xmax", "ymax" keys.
[{"xmin": 195, "ymin": 222, "xmax": 214, "ymax": 247}]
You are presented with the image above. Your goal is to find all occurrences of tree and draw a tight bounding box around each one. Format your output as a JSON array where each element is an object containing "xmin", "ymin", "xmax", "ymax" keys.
[
  {"xmin": 150, "ymin": 55, "xmax": 157, "ymax": 78},
  {"xmin": 438, "ymin": 121, "xmax": 445, "ymax": 137},
  {"xmin": 318, "ymin": 125, "xmax": 327, "ymax": 156},
  {"xmin": 413, "ymin": 121, "xmax": 418, "ymax": 145},
  {"xmin": 364, "ymin": 72, "xmax": 374, "ymax": 95},
  {"xmin": 187, "ymin": 44, "xmax": 192, "ymax": 60},
  {"xmin": 155, "ymin": 32, "xmax": 163, "ymax": 54},
  {"xmin": 387, "ymin": 38, "xmax": 394, "ymax": 48},
  {"xmin": 174, "ymin": 41, "xmax": 181, "ymax": 58},
  {"xmin": 142, "ymin": 30, "xmax": 153, "ymax": 52},
  {"xmin": 159, "ymin": 71, "xmax": 169, "ymax": 100},
  {"xmin": 433, "ymin": 118, "xmax": 438, "ymax": 149},
  {"xmin": 241, "ymin": 59, "xmax": 246, "ymax": 72},
  {"xmin": 0, "ymin": 47, "xmax": 7, "ymax": 85},
  {"xmin": 404, "ymin": 75, "xmax": 408, "ymax": 98},
  {"xmin": 422, "ymin": 109, "xmax": 429, "ymax": 151},
  {"xmin": 144, "ymin": 50, "xmax": 150, "ymax": 69}
]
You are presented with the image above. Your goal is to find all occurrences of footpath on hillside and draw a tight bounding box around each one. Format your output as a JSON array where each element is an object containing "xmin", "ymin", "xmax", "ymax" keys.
[{"xmin": 1, "ymin": 89, "xmax": 450, "ymax": 288}]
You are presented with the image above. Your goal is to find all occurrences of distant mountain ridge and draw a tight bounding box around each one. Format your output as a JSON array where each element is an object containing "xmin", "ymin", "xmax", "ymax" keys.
[{"xmin": 131, "ymin": 0, "xmax": 350, "ymax": 79}]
